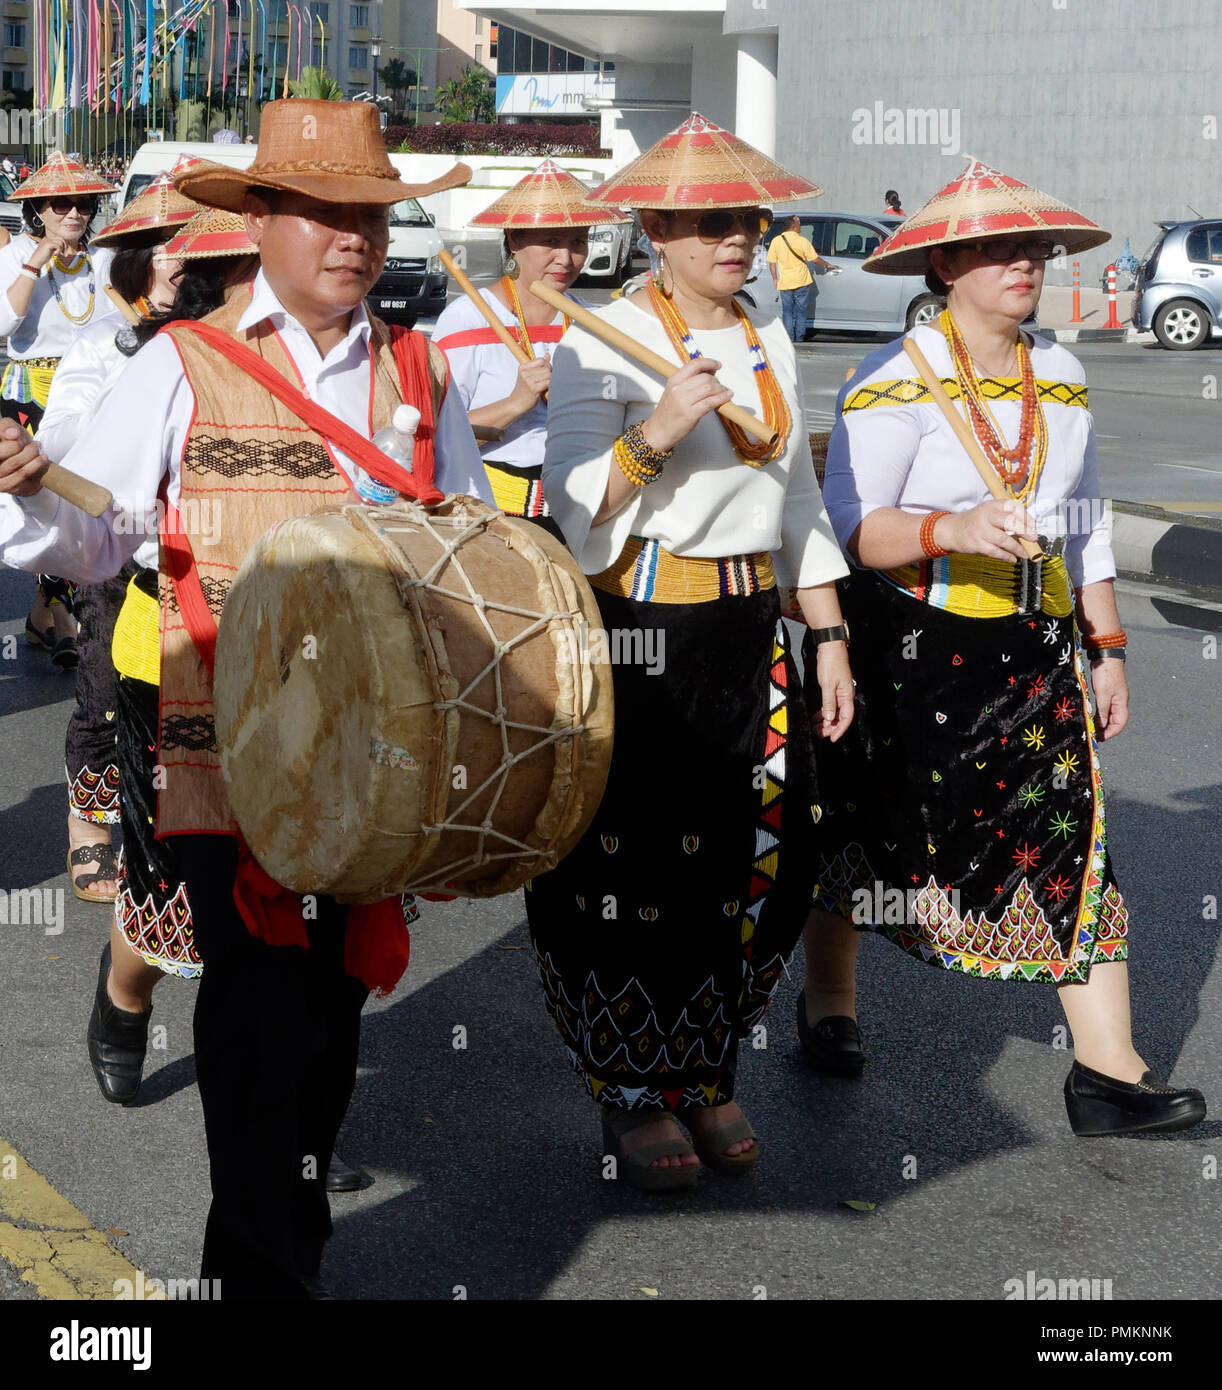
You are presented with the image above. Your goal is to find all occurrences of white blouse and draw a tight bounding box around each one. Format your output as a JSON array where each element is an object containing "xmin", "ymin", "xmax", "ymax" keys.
[
  {"xmin": 541, "ymin": 291, "xmax": 849, "ymax": 591},
  {"xmin": 0, "ymin": 234, "xmax": 116, "ymax": 358},
  {"xmin": 820, "ymin": 322, "xmax": 1116, "ymax": 587},
  {"xmin": 433, "ymin": 287, "xmax": 585, "ymax": 473}
]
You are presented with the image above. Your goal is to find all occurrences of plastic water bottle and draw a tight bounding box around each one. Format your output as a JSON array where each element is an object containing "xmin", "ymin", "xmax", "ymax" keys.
[{"xmin": 355, "ymin": 404, "xmax": 421, "ymax": 505}]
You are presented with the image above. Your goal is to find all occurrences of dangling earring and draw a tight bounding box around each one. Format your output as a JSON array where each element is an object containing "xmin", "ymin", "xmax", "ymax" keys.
[
  {"xmin": 505, "ymin": 254, "xmax": 519, "ymax": 280},
  {"xmin": 653, "ymin": 247, "xmax": 667, "ymax": 294}
]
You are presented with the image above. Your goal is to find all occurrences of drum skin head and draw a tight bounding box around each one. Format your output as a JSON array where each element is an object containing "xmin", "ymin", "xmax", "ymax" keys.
[{"xmin": 214, "ymin": 497, "xmax": 614, "ymax": 902}]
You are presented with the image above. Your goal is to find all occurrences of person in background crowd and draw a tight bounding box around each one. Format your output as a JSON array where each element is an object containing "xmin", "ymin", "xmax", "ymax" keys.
[
  {"xmin": 768, "ymin": 214, "xmax": 837, "ymax": 344},
  {"xmin": 884, "ymin": 189, "xmax": 905, "ymax": 215}
]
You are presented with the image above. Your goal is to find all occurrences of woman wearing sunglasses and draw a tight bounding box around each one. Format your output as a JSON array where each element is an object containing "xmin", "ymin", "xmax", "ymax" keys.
[
  {"xmin": 528, "ymin": 115, "xmax": 853, "ymax": 1191},
  {"xmin": 799, "ymin": 158, "xmax": 1205, "ymax": 1136},
  {"xmin": 434, "ymin": 160, "xmax": 629, "ymax": 541},
  {"xmin": 0, "ymin": 155, "xmax": 116, "ymax": 673}
]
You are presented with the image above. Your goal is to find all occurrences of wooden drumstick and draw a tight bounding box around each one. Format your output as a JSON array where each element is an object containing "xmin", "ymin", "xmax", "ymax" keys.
[
  {"xmin": 39, "ymin": 463, "xmax": 114, "ymax": 518},
  {"xmin": 438, "ymin": 248, "xmax": 532, "ymax": 366},
  {"xmin": 528, "ymin": 279, "xmax": 779, "ymax": 448},
  {"xmin": 902, "ymin": 338, "xmax": 1043, "ymax": 561},
  {"xmin": 105, "ymin": 284, "xmax": 143, "ymax": 325}
]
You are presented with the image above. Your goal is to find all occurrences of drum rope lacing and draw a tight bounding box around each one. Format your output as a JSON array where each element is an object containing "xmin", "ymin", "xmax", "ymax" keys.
[{"xmin": 347, "ymin": 501, "xmax": 593, "ymax": 890}]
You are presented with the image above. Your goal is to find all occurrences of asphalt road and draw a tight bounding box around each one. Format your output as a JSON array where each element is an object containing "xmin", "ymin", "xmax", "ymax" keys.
[{"xmin": 0, "ymin": 249, "xmax": 1219, "ymax": 1306}]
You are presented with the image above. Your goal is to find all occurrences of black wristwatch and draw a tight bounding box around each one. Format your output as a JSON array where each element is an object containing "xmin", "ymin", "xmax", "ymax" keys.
[{"xmin": 810, "ymin": 623, "xmax": 850, "ymax": 647}]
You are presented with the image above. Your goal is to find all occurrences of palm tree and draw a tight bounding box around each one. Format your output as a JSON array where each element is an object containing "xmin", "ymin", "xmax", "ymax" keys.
[
  {"xmin": 436, "ymin": 65, "xmax": 494, "ymax": 123},
  {"xmin": 288, "ymin": 66, "xmax": 345, "ymax": 101},
  {"xmin": 380, "ymin": 58, "xmax": 417, "ymax": 119}
]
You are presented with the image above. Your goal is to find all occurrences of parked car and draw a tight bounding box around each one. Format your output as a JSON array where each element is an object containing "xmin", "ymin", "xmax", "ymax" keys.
[
  {"xmin": 119, "ymin": 140, "xmax": 448, "ymax": 324},
  {"xmin": 1133, "ymin": 219, "xmax": 1222, "ymax": 349},
  {"xmin": 763, "ymin": 212, "xmax": 942, "ymax": 334},
  {"xmin": 0, "ymin": 171, "xmax": 24, "ymax": 238}
]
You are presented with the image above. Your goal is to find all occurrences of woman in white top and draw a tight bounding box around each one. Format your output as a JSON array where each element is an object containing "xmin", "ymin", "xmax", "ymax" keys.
[
  {"xmin": 799, "ymin": 158, "xmax": 1205, "ymax": 1136},
  {"xmin": 433, "ymin": 160, "xmax": 629, "ymax": 539},
  {"xmin": 1, "ymin": 155, "xmax": 116, "ymax": 668},
  {"xmin": 529, "ymin": 115, "xmax": 854, "ymax": 1191}
]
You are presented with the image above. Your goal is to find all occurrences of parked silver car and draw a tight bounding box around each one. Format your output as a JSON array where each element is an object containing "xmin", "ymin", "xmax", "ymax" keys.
[
  {"xmin": 764, "ymin": 212, "xmax": 941, "ymax": 334},
  {"xmin": 1134, "ymin": 220, "xmax": 1222, "ymax": 349}
]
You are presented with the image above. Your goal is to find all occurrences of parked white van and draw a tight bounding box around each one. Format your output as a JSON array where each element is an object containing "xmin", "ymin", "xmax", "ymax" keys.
[{"xmin": 117, "ymin": 140, "xmax": 447, "ymax": 322}]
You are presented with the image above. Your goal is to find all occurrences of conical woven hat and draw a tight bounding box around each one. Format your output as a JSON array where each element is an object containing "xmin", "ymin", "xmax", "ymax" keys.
[
  {"xmin": 164, "ymin": 206, "xmax": 258, "ymax": 260},
  {"xmin": 471, "ymin": 158, "xmax": 630, "ymax": 228},
  {"xmin": 11, "ymin": 151, "xmax": 114, "ymax": 200},
  {"xmin": 584, "ymin": 112, "xmax": 821, "ymax": 211},
  {"xmin": 863, "ymin": 156, "xmax": 1110, "ymax": 275},
  {"xmin": 92, "ymin": 158, "xmax": 203, "ymax": 245}
]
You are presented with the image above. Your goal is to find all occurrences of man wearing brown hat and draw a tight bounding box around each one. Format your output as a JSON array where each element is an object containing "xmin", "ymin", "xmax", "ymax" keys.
[{"xmin": 0, "ymin": 100, "xmax": 488, "ymax": 1298}]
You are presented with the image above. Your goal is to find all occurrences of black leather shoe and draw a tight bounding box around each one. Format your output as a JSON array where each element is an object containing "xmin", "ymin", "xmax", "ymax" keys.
[
  {"xmin": 796, "ymin": 992, "xmax": 865, "ymax": 1076},
  {"xmin": 325, "ymin": 1153, "xmax": 374, "ymax": 1193},
  {"xmin": 86, "ymin": 943, "xmax": 151, "ymax": 1105},
  {"xmin": 1064, "ymin": 1061, "xmax": 1206, "ymax": 1137}
]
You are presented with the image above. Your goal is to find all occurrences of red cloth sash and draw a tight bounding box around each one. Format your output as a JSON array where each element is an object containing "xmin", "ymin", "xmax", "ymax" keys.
[
  {"xmin": 157, "ymin": 317, "xmax": 451, "ymax": 995},
  {"xmin": 435, "ymin": 324, "xmax": 565, "ymax": 353}
]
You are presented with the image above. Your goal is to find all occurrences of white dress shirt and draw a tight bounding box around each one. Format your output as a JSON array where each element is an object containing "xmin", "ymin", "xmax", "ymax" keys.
[
  {"xmin": 0, "ymin": 269, "xmax": 493, "ymax": 584},
  {"xmin": 0, "ymin": 234, "xmax": 116, "ymax": 357},
  {"xmin": 820, "ymin": 323, "xmax": 1116, "ymax": 587},
  {"xmin": 433, "ymin": 287, "xmax": 586, "ymax": 474},
  {"xmin": 541, "ymin": 292, "xmax": 849, "ymax": 590}
]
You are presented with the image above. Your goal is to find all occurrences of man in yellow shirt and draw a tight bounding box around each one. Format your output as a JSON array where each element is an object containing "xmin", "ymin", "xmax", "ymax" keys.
[{"xmin": 768, "ymin": 216, "xmax": 838, "ymax": 342}]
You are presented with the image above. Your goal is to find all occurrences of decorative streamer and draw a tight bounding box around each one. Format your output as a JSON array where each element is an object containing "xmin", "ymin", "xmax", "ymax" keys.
[
  {"xmin": 51, "ymin": 0, "xmax": 67, "ymax": 113},
  {"xmin": 281, "ymin": 0, "xmax": 290, "ymax": 97},
  {"xmin": 221, "ymin": 0, "xmax": 229, "ymax": 94},
  {"xmin": 255, "ymin": 0, "xmax": 265, "ymax": 101},
  {"xmin": 138, "ymin": 0, "xmax": 153, "ymax": 104},
  {"xmin": 207, "ymin": 0, "xmax": 215, "ymax": 101},
  {"xmin": 88, "ymin": 0, "xmax": 100, "ymax": 110},
  {"xmin": 122, "ymin": 0, "xmax": 135, "ymax": 109},
  {"xmin": 293, "ymin": 3, "xmax": 302, "ymax": 81}
]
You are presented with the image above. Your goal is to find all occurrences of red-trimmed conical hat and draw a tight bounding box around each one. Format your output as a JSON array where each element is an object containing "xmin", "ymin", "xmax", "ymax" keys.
[
  {"xmin": 863, "ymin": 155, "xmax": 1110, "ymax": 276},
  {"xmin": 163, "ymin": 206, "xmax": 257, "ymax": 260},
  {"xmin": 470, "ymin": 158, "xmax": 631, "ymax": 228},
  {"xmin": 92, "ymin": 158, "xmax": 203, "ymax": 245},
  {"xmin": 583, "ymin": 112, "xmax": 821, "ymax": 211},
  {"xmin": 10, "ymin": 151, "xmax": 114, "ymax": 200}
]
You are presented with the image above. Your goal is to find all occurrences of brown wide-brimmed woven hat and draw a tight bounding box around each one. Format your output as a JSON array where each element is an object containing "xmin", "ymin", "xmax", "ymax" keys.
[
  {"xmin": 92, "ymin": 157, "xmax": 203, "ymax": 246},
  {"xmin": 471, "ymin": 158, "xmax": 630, "ymax": 228},
  {"xmin": 583, "ymin": 112, "xmax": 821, "ymax": 211},
  {"xmin": 174, "ymin": 99, "xmax": 472, "ymax": 211},
  {"xmin": 164, "ymin": 206, "xmax": 258, "ymax": 260},
  {"xmin": 10, "ymin": 151, "xmax": 114, "ymax": 201},
  {"xmin": 863, "ymin": 156, "xmax": 1110, "ymax": 276}
]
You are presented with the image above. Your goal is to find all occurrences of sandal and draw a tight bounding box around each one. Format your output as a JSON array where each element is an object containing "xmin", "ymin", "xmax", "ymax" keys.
[
  {"xmin": 51, "ymin": 636, "xmax": 79, "ymax": 670},
  {"xmin": 601, "ymin": 1109, "xmax": 700, "ymax": 1193},
  {"xmin": 68, "ymin": 843, "xmax": 120, "ymax": 904},
  {"xmin": 24, "ymin": 616, "xmax": 54, "ymax": 651},
  {"xmin": 682, "ymin": 1109, "xmax": 761, "ymax": 1177}
]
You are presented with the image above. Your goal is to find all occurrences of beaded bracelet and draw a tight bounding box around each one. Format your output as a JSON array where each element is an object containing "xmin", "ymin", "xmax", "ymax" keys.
[
  {"xmin": 919, "ymin": 509, "xmax": 950, "ymax": 559},
  {"xmin": 1084, "ymin": 630, "xmax": 1127, "ymax": 649},
  {"xmin": 614, "ymin": 422, "xmax": 670, "ymax": 487}
]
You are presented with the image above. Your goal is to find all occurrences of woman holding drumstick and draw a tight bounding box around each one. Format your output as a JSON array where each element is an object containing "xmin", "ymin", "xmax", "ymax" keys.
[
  {"xmin": 799, "ymin": 158, "xmax": 1205, "ymax": 1136},
  {"xmin": 433, "ymin": 160, "xmax": 629, "ymax": 540},
  {"xmin": 526, "ymin": 115, "xmax": 853, "ymax": 1191}
]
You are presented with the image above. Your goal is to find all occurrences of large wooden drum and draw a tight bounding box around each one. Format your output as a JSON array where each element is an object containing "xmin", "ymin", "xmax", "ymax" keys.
[{"xmin": 213, "ymin": 497, "xmax": 614, "ymax": 902}]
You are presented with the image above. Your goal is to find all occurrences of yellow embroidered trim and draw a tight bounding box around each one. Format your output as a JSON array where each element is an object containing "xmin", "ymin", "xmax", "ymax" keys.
[
  {"xmin": 843, "ymin": 377, "xmax": 1088, "ymax": 413},
  {"xmin": 111, "ymin": 578, "xmax": 161, "ymax": 685},
  {"xmin": 483, "ymin": 461, "xmax": 549, "ymax": 518},
  {"xmin": 589, "ymin": 535, "xmax": 775, "ymax": 605},
  {"xmin": 882, "ymin": 552, "xmax": 1073, "ymax": 619}
]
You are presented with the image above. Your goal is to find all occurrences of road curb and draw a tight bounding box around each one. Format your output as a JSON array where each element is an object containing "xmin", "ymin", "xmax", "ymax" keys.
[
  {"xmin": 1047, "ymin": 327, "xmax": 1144, "ymax": 343},
  {"xmin": 1111, "ymin": 500, "xmax": 1222, "ymax": 594}
]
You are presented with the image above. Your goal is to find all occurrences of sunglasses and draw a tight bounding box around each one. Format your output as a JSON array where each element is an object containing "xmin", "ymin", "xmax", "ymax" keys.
[
  {"xmin": 44, "ymin": 198, "xmax": 98, "ymax": 216},
  {"xmin": 968, "ymin": 238, "xmax": 1058, "ymax": 263},
  {"xmin": 692, "ymin": 207, "xmax": 769, "ymax": 242}
]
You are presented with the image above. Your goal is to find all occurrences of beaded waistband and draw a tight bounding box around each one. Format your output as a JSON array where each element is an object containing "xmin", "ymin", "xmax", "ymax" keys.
[
  {"xmin": 483, "ymin": 459, "xmax": 550, "ymax": 519},
  {"xmin": 10, "ymin": 356, "xmax": 62, "ymax": 370},
  {"xmin": 589, "ymin": 536, "xmax": 775, "ymax": 605},
  {"xmin": 880, "ymin": 551, "xmax": 1072, "ymax": 619}
]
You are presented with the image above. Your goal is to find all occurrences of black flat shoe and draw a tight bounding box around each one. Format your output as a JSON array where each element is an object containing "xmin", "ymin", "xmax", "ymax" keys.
[
  {"xmin": 796, "ymin": 992, "xmax": 865, "ymax": 1076},
  {"xmin": 86, "ymin": 943, "xmax": 151, "ymax": 1105},
  {"xmin": 51, "ymin": 635, "xmax": 79, "ymax": 670},
  {"xmin": 24, "ymin": 616, "xmax": 54, "ymax": 651},
  {"xmin": 1064, "ymin": 1061, "xmax": 1206, "ymax": 1137},
  {"xmin": 325, "ymin": 1153, "xmax": 374, "ymax": 1193}
]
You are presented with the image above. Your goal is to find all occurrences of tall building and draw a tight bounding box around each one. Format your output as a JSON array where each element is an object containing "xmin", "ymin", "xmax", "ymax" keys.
[
  {"xmin": 435, "ymin": 0, "xmax": 497, "ymax": 93},
  {"xmin": 1, "ymin": 2, "xmax": 30, "ymax": 96}
]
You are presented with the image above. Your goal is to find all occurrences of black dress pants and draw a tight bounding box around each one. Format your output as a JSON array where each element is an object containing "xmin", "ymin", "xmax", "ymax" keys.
[{"xmin": 175, "ymin": 835, "xmax": 369, "ymax": 1300}]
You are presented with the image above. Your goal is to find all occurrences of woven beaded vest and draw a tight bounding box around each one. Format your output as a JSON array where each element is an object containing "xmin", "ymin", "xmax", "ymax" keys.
[{"xmin": 156, "ymin": 289, "xmax": 444, "ymax": 837}]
